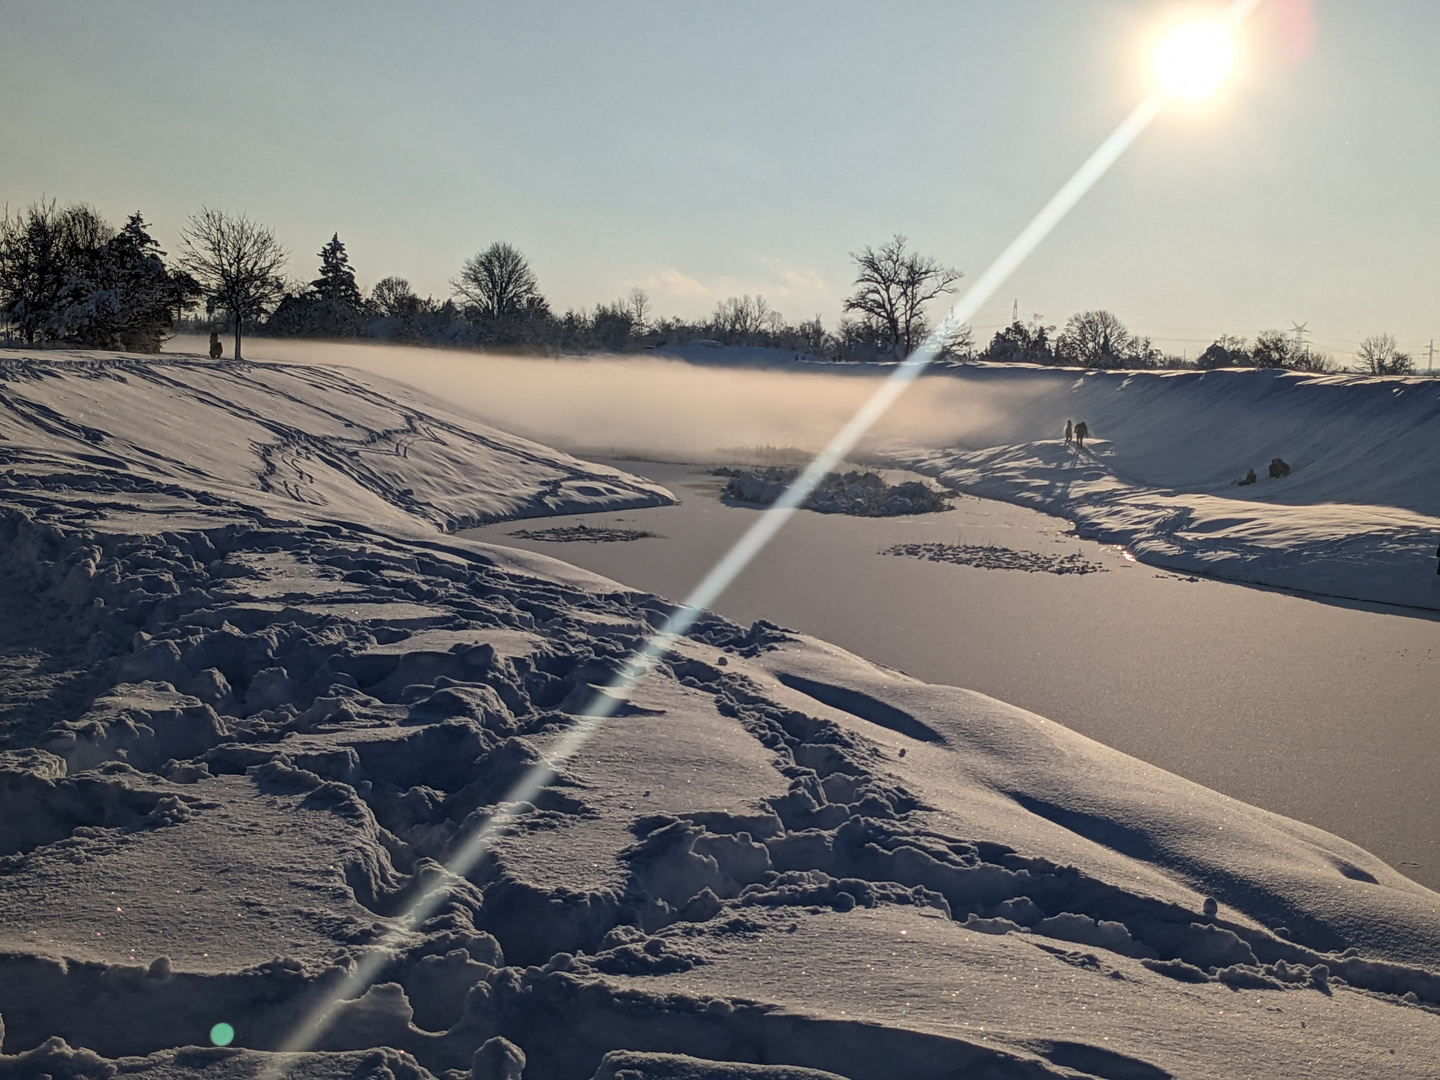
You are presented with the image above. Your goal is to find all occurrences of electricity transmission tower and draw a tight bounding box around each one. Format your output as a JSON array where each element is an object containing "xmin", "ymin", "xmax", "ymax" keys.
[{"xmin": 1289, "ymin": 321, "xmax": 1312, "ymax": 364}]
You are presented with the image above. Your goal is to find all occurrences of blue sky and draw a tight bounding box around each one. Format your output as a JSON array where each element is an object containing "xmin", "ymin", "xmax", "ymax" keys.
[{"xmin": 4, "ymin": 0, "xmax": 1437, "ymax": 363}]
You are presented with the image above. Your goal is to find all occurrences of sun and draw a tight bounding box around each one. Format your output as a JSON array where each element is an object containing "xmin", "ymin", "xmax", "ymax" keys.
[{"xmin": 1153, "ymin": 20, "xmax": 1235, "ymax": 100}]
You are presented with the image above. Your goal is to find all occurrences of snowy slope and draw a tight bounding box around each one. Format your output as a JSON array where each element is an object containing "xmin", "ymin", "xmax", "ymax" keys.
[
  {"xmin": 894, "ymin": 363, "xmax": 1440, "ymax": 610},
  {"xmin": 0, "ymin": 350, "xmax": 1436, "ymax": 1079},
  {"xmin": 0, "ymin": 352, "xmax": 674, "ymax": 535}
]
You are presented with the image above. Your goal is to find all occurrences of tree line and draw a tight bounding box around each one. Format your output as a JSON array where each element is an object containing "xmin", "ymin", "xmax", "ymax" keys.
[
  {"xmin": 0, "ymin": 201, "xmax": 200, "ymax": 351},
  {"xmin": 974, "ymin": 313, "xmax": 1414, "ymax": 374},
  {"xmin": 0, "ymin": 199, "xmax": 1419, "ymax": 375}
]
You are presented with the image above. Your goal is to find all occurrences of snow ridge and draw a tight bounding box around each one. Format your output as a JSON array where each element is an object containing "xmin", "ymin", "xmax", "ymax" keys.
[{"xmin": 0, "ymin": 353, "xmax": 674, "ymax": 535}]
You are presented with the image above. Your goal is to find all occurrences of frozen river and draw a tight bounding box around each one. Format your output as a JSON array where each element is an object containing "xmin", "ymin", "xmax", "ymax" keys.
[{"xmin": 466, "ymin": 460, "xmax": 1440, "ymax": 893}]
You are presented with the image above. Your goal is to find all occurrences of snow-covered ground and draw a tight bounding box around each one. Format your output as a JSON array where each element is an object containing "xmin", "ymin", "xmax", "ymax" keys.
[
  {"xmin": 0, "ymin": 350, "xmax": 672, "ymax": 536},
  {"xmin": 465, "ymin": 461, "xmax": 1440, "ymax": 893},
  {"xmin": 1, "ymin": 349, "xmax": 1437, "ymax": 1079},
  {"xmin": 891, "ymin": 363, "xmax": 1440, "ymax": 612}
]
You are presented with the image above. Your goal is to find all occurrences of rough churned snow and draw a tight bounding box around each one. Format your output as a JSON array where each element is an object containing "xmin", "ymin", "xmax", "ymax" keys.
[{"xmin": 0, "ymin": 350, "xmax": 1436, "ymax": 1079}]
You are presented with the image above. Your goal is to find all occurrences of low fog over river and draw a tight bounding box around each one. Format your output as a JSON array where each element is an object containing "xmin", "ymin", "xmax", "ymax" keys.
[{"xmin": 171, "ymin": 338, "xmax": 1440, "ymax": 891}]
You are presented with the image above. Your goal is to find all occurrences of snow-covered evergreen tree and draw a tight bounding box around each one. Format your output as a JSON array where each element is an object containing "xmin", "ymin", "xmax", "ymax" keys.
[
  {"xmin": 0, "ymin": 200, "xmax": 103, "ymax": 344},
  {"xmin": 983, "ymin": 318, "xmax": 1055, "ymax": 365},
  {"xmin": 63, "ymin": 213, "xmax": 200, "ymax": 351},
  {"xmin": 310, "ymin": 233, "xmax": 362, "ymax": 307},
  {"xmin": 0, "ymin": 203, "xmax": 197, "ymax": 351}
]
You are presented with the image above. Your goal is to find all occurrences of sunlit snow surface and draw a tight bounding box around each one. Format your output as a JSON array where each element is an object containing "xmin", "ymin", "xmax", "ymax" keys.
[
  {"xmin": 0, "ymin": 350, "xmax": 1436, "ymax": 1079},
  {"xmin": 893, "ymin": 363, "xmax": 1440, "ymax": 613}
]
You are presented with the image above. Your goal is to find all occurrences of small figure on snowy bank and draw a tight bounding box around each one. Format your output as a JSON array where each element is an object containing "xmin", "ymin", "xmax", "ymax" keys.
[
  {"xmin": 208, "ymin": 331, "xmax": 223, "ymax": 360},
  {"xmin": 1073, "ymin": 421, "xmax": 1088, "ymax": 449},
  {"xmin": 1064, "ymin": 420, "xmax": 1073, "ymax": 445}
]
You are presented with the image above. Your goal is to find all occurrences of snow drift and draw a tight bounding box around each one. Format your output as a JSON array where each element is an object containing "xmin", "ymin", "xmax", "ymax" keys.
[
  {"xmin": 0, "ymin": 350, "xmax": 1436, "ymax": 1079},
  {"xmin": 894, "ymin": 363, "xmax": 1440, "ymax": 611},
  {"xmin": 0, "ymin": 351, "xmax": 673, "ymax": 535}
]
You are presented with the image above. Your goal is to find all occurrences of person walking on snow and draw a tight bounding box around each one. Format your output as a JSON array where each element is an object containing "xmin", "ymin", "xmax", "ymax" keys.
[
  {"xmin": 208, "ymin": 331, "xmax": 223, "ymax": 360},
  {"xmin": 1074, "ymin": 421, "xmax": 1088, "ymax": 449},
  {"xmin": 1064, "ymin": 420, "xmax": 1073, "ymax": 445}
]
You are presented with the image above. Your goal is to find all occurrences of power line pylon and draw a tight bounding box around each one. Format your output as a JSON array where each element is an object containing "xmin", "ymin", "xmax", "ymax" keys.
[{"xmin": 1289, "ymin": 321, "xmax": 1312, "ymax": 364}]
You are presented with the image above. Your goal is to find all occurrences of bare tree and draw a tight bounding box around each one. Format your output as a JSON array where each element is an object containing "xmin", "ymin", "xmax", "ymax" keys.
[
  {"xmin": 453, "ymin": 241, "xmax": 544, "ymax": 323},
  {"xmin": 1055, "ymin": 310, "xmax": 1153, "ymax": 369},
  {"xmin": 843, "ymin": 235, "xmax": 961, "ymax": 357},
  {"xmin": 1356, "ymin": 333, "xmax": 1414, "ymax": 375},
  {"xmin": 371, "ymin": 276, "xmax": 419, "ymax": 319},
  {"xmin": 178, "ymin": 208, "xmax": 287, "ymax": 361},
  {"xmin": 709, "ymin": 294, "xmax": 783, "ymax": 345},
  {"xmin": 626, "ymin": 286, "xmax": 651, "ymax": 333}
]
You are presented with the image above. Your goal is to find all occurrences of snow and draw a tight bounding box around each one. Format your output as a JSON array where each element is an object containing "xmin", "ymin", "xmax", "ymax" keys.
[
  {"xmin": 463, "ymin": 460, "xmax": 1440, "ymax": 892},
  {"xmin": 893, "ymin": 363, "xmax": 1440, "ymax": 611},
  {"xmin": 0, "ymin": 351, "xmax": 674, "ymax": 536},
  {"xmin": 0, "ymin": 348, "xmax": 1436, "ymax": 1079}
]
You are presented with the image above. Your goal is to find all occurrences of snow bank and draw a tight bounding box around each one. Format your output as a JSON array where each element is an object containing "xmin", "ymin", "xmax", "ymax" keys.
[
  {"xmin": 0, "ymin": 351, "xmax": 673, "ymax": 535},
  {"xmin": 1, "ymin": 350, "xmax": 1436, "ymax": 1079},
  {"xmin": 895, "ymin": 363, "xmax": 1440, "ymax": 610}
]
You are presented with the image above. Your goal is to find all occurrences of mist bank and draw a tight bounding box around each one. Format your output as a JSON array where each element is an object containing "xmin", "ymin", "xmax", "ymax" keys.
[
  {"xmin": 168, "ymin": 336, "xmax": 1038, "ymax": 463},
  {"xmin": 168, "ymin": 340, "xmax": 1440, "ymax": 517}
]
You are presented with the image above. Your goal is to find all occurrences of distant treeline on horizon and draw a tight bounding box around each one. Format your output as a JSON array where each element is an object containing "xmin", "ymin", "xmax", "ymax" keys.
[{"xmin": 0, "ymin": 198, "xmax": 1420, "ymax": 375}]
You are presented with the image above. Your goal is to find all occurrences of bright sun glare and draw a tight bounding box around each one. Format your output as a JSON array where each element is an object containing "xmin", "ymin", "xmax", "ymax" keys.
[{"xmin": 1153, "ymin": 20, "xmax": 1235, "ymax": 100}]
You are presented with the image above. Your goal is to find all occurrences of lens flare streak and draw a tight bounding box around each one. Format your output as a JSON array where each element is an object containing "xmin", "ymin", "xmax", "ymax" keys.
[{"xmin": 261, "ymin": 1, "xmax": 1267, "ymax": 1073}]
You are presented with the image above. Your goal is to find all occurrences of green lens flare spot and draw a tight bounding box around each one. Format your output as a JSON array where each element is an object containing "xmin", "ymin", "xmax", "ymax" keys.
[{"xmin": 210, "ymin": 1022, "xmax": 235, "ymax": 1047}]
